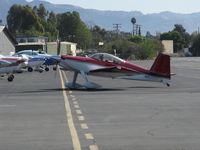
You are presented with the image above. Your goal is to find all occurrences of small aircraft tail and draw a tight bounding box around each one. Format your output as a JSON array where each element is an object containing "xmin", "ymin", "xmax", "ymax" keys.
[{"xmin": 150, "ymin": 53, "xmax": 171, "ymax": 79}]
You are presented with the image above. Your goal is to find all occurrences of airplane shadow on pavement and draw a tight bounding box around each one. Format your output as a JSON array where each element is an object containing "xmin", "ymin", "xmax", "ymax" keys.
[
  {"xmin": 18, "ymin": 86, "xmax": 165, "ymax": 94},
  {"xmin": 18, "ymin": 88, "xmax": 126, "ymax": 93}
]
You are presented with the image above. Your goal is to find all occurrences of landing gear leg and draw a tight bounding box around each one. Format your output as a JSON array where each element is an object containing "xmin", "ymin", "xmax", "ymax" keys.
[
  {"xmin": 53, "ymin": 66, "xmax": 57, "ymax": 71},
  {"xmin": 80, "ymin": 71, "xmax": 101, "ymax": 89},
  {"xmin": 72, "ymin": 72, "xmax": 78, "ymax": 87},
  {"xmin": 65, "ymin": 71, "xmax": 81, "ymax": 89},
  {"xmin": 80, "ymin": 71, "xmax": 89, "ymax": 82}
]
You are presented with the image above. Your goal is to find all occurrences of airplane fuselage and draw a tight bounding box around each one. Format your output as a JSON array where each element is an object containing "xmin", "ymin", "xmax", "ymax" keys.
[{"xmin": 60, "ymin": 54, "xmax": 170, "ymax": 85}]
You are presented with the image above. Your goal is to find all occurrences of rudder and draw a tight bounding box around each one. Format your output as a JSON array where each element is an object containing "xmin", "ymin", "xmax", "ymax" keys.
[{"xmin": 150, "ymin": 53, "xmax": 170, "ymax": 79}]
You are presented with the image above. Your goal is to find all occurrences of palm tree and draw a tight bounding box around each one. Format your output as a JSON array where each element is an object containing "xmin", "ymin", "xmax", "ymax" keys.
[{"xmin": 131, "ymin": 17, "xmax": 136, "ymax": 36}]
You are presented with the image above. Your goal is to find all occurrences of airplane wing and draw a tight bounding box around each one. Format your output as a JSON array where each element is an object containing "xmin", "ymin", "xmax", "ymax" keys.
[{"xmin": 89, "ymin": 66, "xmax": 140, "ymax": 78}]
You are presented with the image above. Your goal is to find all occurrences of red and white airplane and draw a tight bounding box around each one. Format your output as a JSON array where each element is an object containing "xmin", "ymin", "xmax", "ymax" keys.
[
  {"xmin": 0, "ymin": 57, "xmax": 25, "ymax": 82},
  {"xmin": 59, "ymin": 53, "xmax": 172, "ymax": 89}
]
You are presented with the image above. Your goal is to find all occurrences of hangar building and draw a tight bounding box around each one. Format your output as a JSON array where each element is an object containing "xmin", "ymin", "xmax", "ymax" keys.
[{"xmin": 0, "ymin": 26, "xmax": 17, "ymax": 55}]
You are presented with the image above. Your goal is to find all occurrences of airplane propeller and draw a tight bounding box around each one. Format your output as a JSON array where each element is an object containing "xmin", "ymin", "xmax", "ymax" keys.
[
  {"xmin": 50, "ymin": 55, "xmax": 61, "ymax": 78},
  {"xmin": 54, "ymin": 63, "xmax": 59, "ymax": 78}
]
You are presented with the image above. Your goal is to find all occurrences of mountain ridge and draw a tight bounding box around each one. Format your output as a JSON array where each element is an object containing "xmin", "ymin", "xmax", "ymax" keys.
[{"xmin": 1, "ymin": 0, "xmax": 200, "ymax": 34}]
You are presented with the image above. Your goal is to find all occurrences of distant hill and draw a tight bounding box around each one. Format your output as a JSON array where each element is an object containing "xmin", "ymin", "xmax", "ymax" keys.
[{"xmin": 1, "ymin": 0, "xmax": 200, "ymax": 34}]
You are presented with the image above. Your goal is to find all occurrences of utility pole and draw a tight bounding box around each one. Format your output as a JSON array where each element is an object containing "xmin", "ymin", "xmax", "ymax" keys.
[
  {"xmin": 138, "ymin": 26, "xmax": 141, "ymax": 36},
  {"xmin": 113, "ymin": 23, "xmax": 122, "ymax": 36},
  {"xmin": 135, "ymin": 25, "xmax": 138, "ymax": 35},
  {"xmin": 135, "ymin": 24, "xmax": 142, "ymax": 36}
]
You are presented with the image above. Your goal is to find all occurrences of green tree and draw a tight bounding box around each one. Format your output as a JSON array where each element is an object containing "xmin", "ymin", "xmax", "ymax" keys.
[
  {"xmin": 37, "ymin": 4, "xmax": 48, "ymax": 20},
  {"xmin": 33, "ymin": 6, "xmax": 37, "ymax": 14},
  {"xmin": 190, "ymin": 34, "xmax": 200, "ymax": 56},
  {"xmin": 7, "ymin": 4, "xmax": 58, "ymax": 41},
  {"xmin": 103, "ymin": 39, "xmax": 139, "ymax": 59},
  {"xmin": 47, "ymin": 11, "xmax": 57, "ymax": 25},
  {"xmin": 92, "ymin": 25, "xmax": 106, "ymax": 38},
  {"xmin": 128, "ymin": 35, "xmax": 143, "ymax": 43},
  {"xmin": 146, "ymin": 31, "xmax": 154, "ymax": 39},
  {"xmin": 173, "ymin": 24, "xmax": 190, "ymax": 47},
  {"xmin": 173, "ymin": 24, "xmax": 186, "ymax": 34},
  {"xmin": 57, "ymin": 11, "xmax": 92, "ymax": 49},
  {"xmin": 7, "ymin": 5, "xmax": 41, "ymax": 35},
  {"xmin": 103, "ymin": 38, "xmax": 162, "ymax": 60},
  {"xmin": 138, "ymin": 39, "xmax": 163, "ymax": 59},
  {"xmin": 90, "ymin": 25, "xmax": 106, "ymax": 48}
]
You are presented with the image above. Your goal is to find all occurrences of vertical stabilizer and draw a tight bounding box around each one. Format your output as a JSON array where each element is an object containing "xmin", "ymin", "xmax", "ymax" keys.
[{"xmin": 150, "ymin": 53, "xmax": 171, "ymax": 79}]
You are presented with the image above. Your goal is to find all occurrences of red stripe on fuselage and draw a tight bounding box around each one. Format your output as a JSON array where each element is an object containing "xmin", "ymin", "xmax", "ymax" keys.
[
  {"xmin": 1, "ymin": 58, "xmax": 25, "ymax": 67},
  {"xmin": 122, "ymin": 61, "xmax": 149, "ymax": 73},
  {"xmin": 61, "ymin": 55, "xmax": 148, "ymax": 73},
  {"xmin": 61, "ymin": 55, "xmax": 116, "ymax": 67},
  {"xmin": 122, "ymin": 61, "xmax": 170, "ymax": 78},
  {"xmin": 61, "ymin": 55, "xmax": 170, "ymax": 78}
]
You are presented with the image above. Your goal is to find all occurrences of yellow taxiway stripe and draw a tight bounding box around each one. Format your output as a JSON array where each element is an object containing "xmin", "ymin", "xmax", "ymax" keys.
[
  {"xmin": 89, "ymin": 145, "xmax": 99, "ymax": 150},
  {"xmin": 78, "ymin": 116, "xmax": 85, "ymax": 121},
  {"xmin": 59, "ymin": 70, "xmax": 81, "ymax": 150},
  {"xmin": 76, "ymin": 109, "xmax": 82, "ymax": 115},
  {"xmin": 85, "ymin": 133, "xmax": 94, "ymax": 140},
  {"xmin": 80, "ymin": 123, "xmax": 89, "ymax": 129}
]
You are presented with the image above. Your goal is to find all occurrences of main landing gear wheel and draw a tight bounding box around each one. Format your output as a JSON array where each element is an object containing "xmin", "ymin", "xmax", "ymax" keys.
[
  {"xmin": 45, "ymin": 67, "xmax": 49, "ymax": 71},
  {"xmin": 28, "ymin": 67, "xmax": 33, "ymax": 72},
  {"xmin": 7, "ymin": 75, "xmax": 14, "ymax": 82}
]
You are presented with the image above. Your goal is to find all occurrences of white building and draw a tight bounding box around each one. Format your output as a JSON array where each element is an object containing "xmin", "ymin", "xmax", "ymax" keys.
[
  {"xmin": 16, "ymin": 36, "xmax": 48, "ymax": 52},
  {"xmin": 47, "ymin": 41, "xmax": 77, "ymax": 56},
  {"xmin": 161, "ymin": 40, "xmax": 174, "ymax": 54},
  {"xmin": 0, "ymin": 26, "xmax": 17, "ymax": 55}
]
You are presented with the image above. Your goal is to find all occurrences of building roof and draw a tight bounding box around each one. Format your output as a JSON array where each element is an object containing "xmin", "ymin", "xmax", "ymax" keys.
[
  {"xmin": 62, "ymin": 41, "xmax": 77, "ymax": 45},
  {"xmin": 17, "ymin": 42, "xmax": 45, "ymax": 46},
  {"xmin": 0, "ymin": 26, "xmax": 4, "ymax": 32},
  {"xmin": 0, "ymin": 26, "xmax": 18, "ymax": 45},
  {"xmin": 47, "ymin": 41, "xmax": 77, "ymax": 45}
]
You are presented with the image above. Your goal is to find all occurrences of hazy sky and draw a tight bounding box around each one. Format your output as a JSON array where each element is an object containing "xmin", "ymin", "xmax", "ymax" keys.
[{"xmin": 31, "ymin": 0, "xmax": 200, "ymax": 14}]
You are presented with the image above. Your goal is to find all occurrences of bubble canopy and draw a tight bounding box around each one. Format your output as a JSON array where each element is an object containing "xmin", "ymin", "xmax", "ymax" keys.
[{"xmin": 89, "ymin": 53, "xmax": 125, "ymax": 64}]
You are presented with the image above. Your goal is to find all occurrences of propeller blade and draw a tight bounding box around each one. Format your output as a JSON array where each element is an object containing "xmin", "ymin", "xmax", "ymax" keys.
[{"xmin": 54, "ymin": 63, "xmax": 59, "ymax": 78}]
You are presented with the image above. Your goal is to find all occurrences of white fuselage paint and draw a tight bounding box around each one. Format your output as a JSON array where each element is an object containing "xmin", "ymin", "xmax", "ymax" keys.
[
  {"xmin": 0, "ymin": 59, "xmax": 24, "ymax": 74},
  {"xmin": 0, "ymin": 66, "xmax": 18, "ymax": 74},
  {"xmin": 60, "ymin": 59, "xmax": 107, "ymax": 73},
  {"xmin": 27, "ymin": 60, "xmax": 44, "ymax": 68},
  {"xmin": 60, "ymin": 58, "xmax": 170, "ymax": 84},
  {"xmin": 119, "ymin": 74, "xmax": 170, "ymax": 83}
]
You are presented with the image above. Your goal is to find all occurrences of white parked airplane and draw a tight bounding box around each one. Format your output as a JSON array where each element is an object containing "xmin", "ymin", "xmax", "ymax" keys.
[
  {"xmin": 0, "ymin": 57, "xmax": 25, "ymax": 81},
  {"xmin": 14, "ymin": 50, "xmax": 57, "ymax": 72}
]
